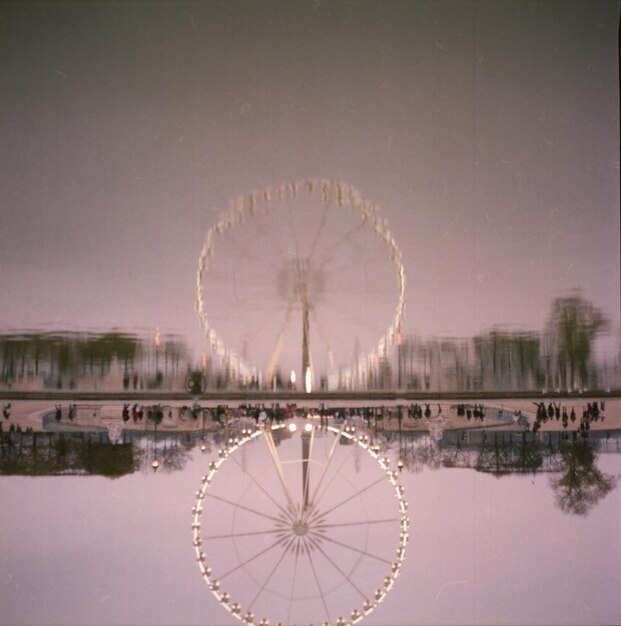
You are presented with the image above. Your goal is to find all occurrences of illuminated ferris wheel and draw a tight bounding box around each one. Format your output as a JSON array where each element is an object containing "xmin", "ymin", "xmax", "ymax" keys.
[
  {"xmin": 195, "ymin": 179, "xmax": 406, "ymax": 389},
  {"xmin": 191, "ymin": 420, "xmax": 409, "ymax": 626}
]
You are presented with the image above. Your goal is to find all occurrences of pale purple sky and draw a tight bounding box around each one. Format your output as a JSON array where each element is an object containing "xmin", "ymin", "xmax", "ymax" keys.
[{"xmin": 0, "ymin": 0, "xmax": 619, "ymax": 364}]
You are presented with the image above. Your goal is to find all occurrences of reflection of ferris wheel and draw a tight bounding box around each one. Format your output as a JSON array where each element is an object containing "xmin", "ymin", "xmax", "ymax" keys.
[
  {"xmin": 195, "ymin": 179, "xmax": 406, "ymax": 388},
  {"xmin": 192, "ymin": 420, "xmax": 409, "ymax": 626}
]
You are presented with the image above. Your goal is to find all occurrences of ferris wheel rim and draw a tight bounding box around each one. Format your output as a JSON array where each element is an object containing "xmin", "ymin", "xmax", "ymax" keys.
[
  {"xmin": 195, "ymin": 179, "xmax": 407, "ymax": 383},
  {"xmin": 191, "ymin": 420, "xmax": 410, "ymax": 626}
]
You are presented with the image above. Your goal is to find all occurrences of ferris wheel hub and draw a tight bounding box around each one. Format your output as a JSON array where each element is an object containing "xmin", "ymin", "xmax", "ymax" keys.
[{"xmin": 292, "ymin": 520, "xmax": 309, "ymax": 536}]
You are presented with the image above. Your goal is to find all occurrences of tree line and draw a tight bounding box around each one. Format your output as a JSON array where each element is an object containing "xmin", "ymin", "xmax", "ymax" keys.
[
  {"xmin": 0, "ymin": 293, "xmax": 615, "ymax": 392},
  {"xmin": 392, "ymin": 292, "xmax": 613, "ymax": 392}
]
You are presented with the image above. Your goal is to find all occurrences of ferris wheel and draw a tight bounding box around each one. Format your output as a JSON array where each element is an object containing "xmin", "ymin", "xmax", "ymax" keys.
[
  {"xmin": 195, "ymin": 179, "xmax": 406, "ymax": 389},
  {"xmin": 191, "ymin": 420, "xmax": 409, "ymax": 626}
]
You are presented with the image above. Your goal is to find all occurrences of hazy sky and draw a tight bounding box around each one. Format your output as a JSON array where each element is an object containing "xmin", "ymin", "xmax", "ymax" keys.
[{"xmin": 1, "ymin": 0, "xmax": 619, "ymax": 363}]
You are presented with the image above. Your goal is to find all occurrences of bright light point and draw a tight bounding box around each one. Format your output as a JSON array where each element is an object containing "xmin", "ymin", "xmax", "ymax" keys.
[
  {"xmin": 305, "ymin": 366, "xmax": 312, "ymax": 393},
  {"xmin": 288, "ymin": 423, "xmax": 297, "ymax": 432},
  {"xmin": 304, "ymin": 422, "xmax": 313, "ymax": 432},
  {"xmin": 290, "ymin": 369, "xmax": 296, "ymax": 385}
]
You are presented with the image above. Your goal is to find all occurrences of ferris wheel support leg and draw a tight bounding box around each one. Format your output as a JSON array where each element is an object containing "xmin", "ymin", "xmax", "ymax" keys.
[
  {"xmin": 302, "ymin": 300, "xmax": 313, "ymax": 392},
  {"xmin": 301, "ymin": 426, "xmax": 315, "ymax": 511},
  {"xmin": 266, "ymin": 302, "xmax": 294, "ymax": 387},
  {"xmin": 302, "ymin": 422, "xmax": 346, "ymax": 524}
]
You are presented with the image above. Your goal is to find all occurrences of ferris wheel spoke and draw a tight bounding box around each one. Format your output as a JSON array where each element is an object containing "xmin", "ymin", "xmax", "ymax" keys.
[
  {"xmin": 285, "ymin": 196, "xmax": 301, "ymax": 258},
  {"xmin": 313, "ymin": 304, "xmax": 387, "ymax": 339},
  {"xmin": 317, "ymin": 533, "xmax": 393, "ymax": 566},
  {"xmin": 302, "ymin": 427, "xmax": 315, "ymax": 509},
  {"xmin": 218, "ymin": 535, "xmax": 290, "ymax": 582},
  {"xmin": 315, "ymin": 517, "xmax": 400, "ymax": 530},
  {"xmin": 311, "ymin": 442, "xmax": 358, "ymax": 512},
  {"xmin": 202, "ymin": 527, "xmax": 286, "ymax": 541},
  {"xmin": 309, "ymin": 309, "xmax": 337, "ymax": 373},
  {"xmin": 204, "ymin": 492, "xmax": 284, "ymax": 524},
  {"xmin": 338, "ymin": 265, "xmax": 394, "ymax": 296},
  {"xmin": 229, "ymin": 453, "xmax": 293, "ymax": 520},
  {"xmin": 253, "ymin": 215, "xmax": 287, "ymax": 259},
  {"xmin": 313, "ymin": 226, "xmax": 365, "ymax": 264},
  {"xmin": 323, "ymin": 259, "xmax": 395, "ymax": 291},
  {"xmin": 317, "ymin": 475, "xmax": 387, "ymax": 519},
  {"xmin": 307, "ymin": 534, "xmax": 370, "ymax": 600},
  {"xmin": 246, "ymin": 536, "xmax": 295, "ymax": 613},
  {"xmin": 307, "ymin": 196, "xmax": 332, "ymax": 263},
  {"xmin": 314, "ymin": 249, "xmax": 362, "ymax": 279},
  {"xmin": 314, "ymin": 220, "xmax": 367, "ymax": 261},
  {"xmin": 303, "ymin": 424, "xmax": 345, "ymax": 522},
  {"xmin": 263, "ymin": 427, "xmax": 297, "ymax": 514},
  {"xmin": 285, "ymin": 541, "xmax": 301, "ymax": 626},
  {"xmin": 209, "ymin": 252, "xmax": 282, "ymax": 285},
  {"xmin": 265, "ymin": 301, "xmax": 295, "ymax": 385},
  {"xmin": 305, "ymin": 542, "xmax": 333, "ymax": 622}
]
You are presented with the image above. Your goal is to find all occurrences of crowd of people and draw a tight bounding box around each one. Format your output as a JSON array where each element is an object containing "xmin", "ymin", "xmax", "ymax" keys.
[
  {"xmin": 531, "ymin": 400, "xmax": 605, "ymax": 436},
  {"xmin": 0, "ymin": 398, "xmax": 614, "ymax": 439}
]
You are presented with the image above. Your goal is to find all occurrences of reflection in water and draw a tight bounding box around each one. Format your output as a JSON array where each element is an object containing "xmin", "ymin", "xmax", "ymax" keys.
[
  {"xmin": 0, "ymin": 430, "xmax": 137, "ymax": 477},
  {"xmin": 0, "ymin": 291, "xmax": 616, "ymax": 392},
  {"xmin": 1, "ymin": 412, "xmax": 620, "ymax": 626},
  {"xmin": 192, "ymin": 421, "xmax": 408, "ymax": 626},
  {"xmin": 399, "ymin": 429, "xmax": 619, "ymax": 516},
  {"xmin": 552, "ymin": 439, "xmax": 617, "ymax": 516},
  {"xmin": 1, "ymin": 419, "xmax": 618, "ymax": 517}
]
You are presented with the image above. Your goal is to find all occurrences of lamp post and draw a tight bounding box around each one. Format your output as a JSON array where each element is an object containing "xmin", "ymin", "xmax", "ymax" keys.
[
  {"xmin": 152, "ymin": 414, "xmax": 160, "ymax": 472},
  {"xmin": 154, "ymin": 327, "xmax": 161, "ymax": 387},
  {"xmin": 397, "ymin": 405, "xmax": 404, "ymax": 472},
  {"xmin": 200, "ymin": 407, "xmax": 207, "ymax": 453},
  {"xmin": 397, "ymin": 331, "xmax": 401, "ymax": 389}
]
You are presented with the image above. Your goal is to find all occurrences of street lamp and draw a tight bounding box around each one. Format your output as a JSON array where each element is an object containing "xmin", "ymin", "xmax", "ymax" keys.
[
  {"xmin": 397, "ymin": 406, "xmax": 404, "ymax": 472},
  {"xmin": 305, "ymin": 366, "xmax": 312, "ymax": 393},
  {"xmin": 154, "ymin": 326, "xmax": 160, "ymax": 363},
  {"xmin": 200, "ymin": 406, "xmax": 207, "ymax": 453},
  {"xmin": 397, "ymin": 330, "xmax": 402, "ymax": 389},
  {"xmin": 154, "ymin": 326, "xmax": 161, "ymax": 387},
  {"xmin": 152, "ymin": 410, "xmax": 160, "ymax": 472}
]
